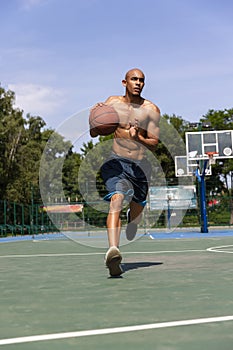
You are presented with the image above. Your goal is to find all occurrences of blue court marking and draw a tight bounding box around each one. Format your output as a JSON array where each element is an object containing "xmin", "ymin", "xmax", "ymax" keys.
[
  {"xmin": 0, "ymin": 233, "xmax": 66, "ymax": 243},
  {"xmin": 148, "ymin": 229, "xmax": 233, "ymax": 240},
  {"xmin": 1, "ymin": 229, "xmax": 233, "ymax": 243}
]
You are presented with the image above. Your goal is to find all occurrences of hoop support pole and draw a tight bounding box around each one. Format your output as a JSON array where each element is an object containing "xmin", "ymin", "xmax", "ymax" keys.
[{"xmin": 196, "ymin": 159, "xmax": 208, "ymax": 233}]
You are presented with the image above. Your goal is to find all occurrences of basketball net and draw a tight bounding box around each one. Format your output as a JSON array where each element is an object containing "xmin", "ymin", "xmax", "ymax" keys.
[{"xmin": 206, "ymin": 152, "xmax": 218, "ymax": 165}]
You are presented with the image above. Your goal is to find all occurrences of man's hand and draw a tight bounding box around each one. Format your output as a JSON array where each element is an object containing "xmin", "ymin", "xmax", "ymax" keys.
[
  {"xmin": 129, "ymin": 118, "xmax": 139, "ymax": 139},
  {"xmin": 90, "ymin": 102, "xmax": 108, "ymax": 111}
]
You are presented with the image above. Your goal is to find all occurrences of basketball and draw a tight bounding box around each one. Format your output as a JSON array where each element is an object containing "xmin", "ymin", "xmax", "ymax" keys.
[{"xmin": 89, "ymin": 105, "xmax": 119, "ymax": 136}]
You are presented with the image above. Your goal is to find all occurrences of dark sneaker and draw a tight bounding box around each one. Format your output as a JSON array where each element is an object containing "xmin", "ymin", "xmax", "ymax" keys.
[
  {"xmin": 126, "ymin": 209, "xmax": 138, "ymax": 241},
  {"xmin": 105, "ymin": 246, "xmax": 123, "ymax": 277}
]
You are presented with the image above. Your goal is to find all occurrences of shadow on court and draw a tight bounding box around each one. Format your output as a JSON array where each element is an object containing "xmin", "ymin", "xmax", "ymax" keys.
[
  {"xmin": 107, "ymin": 261, "xmax": 163, "ymax": 278},
  {"xmin": 123, "ymin": 261, "xmax": 163, "ymax": 272}
]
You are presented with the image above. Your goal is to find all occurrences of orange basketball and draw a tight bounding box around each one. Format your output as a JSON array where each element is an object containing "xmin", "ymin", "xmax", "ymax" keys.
[{"xmin": 89, "ymin": 105, "xmax": 119, "ymax": 136}]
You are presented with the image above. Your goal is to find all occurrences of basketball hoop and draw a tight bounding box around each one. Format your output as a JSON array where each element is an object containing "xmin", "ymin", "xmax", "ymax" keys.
[{"xmin": 205, "ymin": 152, "xmax": 218, "ymax": 165}]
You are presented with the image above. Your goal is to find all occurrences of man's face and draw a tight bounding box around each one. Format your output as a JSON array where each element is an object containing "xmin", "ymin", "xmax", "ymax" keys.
[{"xmin": 123, "ymin": 70, "xmax": 145, "ymax": 96}]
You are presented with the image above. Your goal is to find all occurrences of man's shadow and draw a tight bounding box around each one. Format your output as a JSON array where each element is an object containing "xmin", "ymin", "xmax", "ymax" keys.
[
  {"xmin": 122, "ymin": 261, "xmax": 163, "ymax": 272},
  {"xmin": 108, "ymin": 261, "xmax": 163, "ymax": 279}
]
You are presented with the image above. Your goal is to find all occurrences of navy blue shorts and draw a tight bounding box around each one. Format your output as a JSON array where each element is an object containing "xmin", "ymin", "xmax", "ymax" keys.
[{"xmin": 100, "ymin": 153, "xmax": 152, "ymax": 206}]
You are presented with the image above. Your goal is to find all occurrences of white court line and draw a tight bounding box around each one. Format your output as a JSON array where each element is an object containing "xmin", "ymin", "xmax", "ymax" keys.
[
  {"xmin": 0, "ymin": 253, "xmax": 103, "ymax": 258},
  {"xmin": 206, "ymin": 245, "xmax": 233, "ymax": 254},
  {"xmin": 0, "ymin": 315, "xmax": 233, "ymax": 345},
  {"xmin": 0, "ymin": 249, "xmax": 205, "ymax": 259}
]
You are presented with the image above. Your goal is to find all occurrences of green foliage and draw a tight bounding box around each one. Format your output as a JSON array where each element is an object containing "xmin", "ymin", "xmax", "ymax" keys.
[
  {"xmin": 1, "ymin": 83, "xmax": 233, "ymax": 229},
  {"xmin": 0, "ymin": 85, "xmax": 72, "ymax": 206},
  {"xmin": 0, "ymin": 87, "xmax": 25, "ymax": 199},
  {"xmin": 39, "ymin": 131, "xmax": 73, "ymax": 203},
  {"xmin": 151, "ymin": 114, "xmax": 187, "ymax": 181},
  {"xmin": 62, "ymin": 151, "xmax": 82, "ymax": 202},
  {"xmin": 208, "ymin": 196, "xmax": 231, "ymax": 225},
  {"xmin": 200, "ymin": 109, "xmax": 233, "ymax": 130},
  {"xmin": 200, "ymin": 108, "xmax": 233, "ymax": 196}
]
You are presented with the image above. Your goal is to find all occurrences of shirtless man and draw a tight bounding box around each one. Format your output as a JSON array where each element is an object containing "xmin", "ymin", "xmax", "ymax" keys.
[{"xmin": 90, "ymin": 68, "xmax": 160, "ymax": 276}]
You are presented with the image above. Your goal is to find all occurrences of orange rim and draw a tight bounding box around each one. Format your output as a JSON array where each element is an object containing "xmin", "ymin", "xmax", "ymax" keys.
[{"xmin": 205, "ymin": 152, "xmax": 218, "ymax": 158}]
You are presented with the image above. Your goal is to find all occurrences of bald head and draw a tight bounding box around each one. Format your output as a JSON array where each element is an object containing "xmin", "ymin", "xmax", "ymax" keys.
[
  {"xmin": 122, "ymin": 68, "xmax": 145, "ymax": 100},
  {"xmin": 125, "ymin": 68, "xmax": 145, "ymax": 80}
]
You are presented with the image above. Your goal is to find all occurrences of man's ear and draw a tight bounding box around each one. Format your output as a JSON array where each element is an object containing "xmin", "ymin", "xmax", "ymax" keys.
[{"xmin": 122, "ymin": 79, "xmax": 126, "ymax": 87}]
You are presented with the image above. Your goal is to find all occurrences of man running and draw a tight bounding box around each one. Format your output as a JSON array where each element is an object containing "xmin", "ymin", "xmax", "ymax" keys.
[{"xmin": 90, "ymin": 68, "xmax": 160, "ymax": 276}]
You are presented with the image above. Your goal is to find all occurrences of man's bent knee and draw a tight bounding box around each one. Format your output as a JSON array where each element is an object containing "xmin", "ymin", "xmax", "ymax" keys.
[{"xmin": 109, "ymin": 193, "xmax": 124, "ymax": 213}]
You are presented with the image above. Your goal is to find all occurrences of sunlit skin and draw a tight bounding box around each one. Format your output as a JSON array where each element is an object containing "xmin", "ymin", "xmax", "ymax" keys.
[{"xmin": 90, "ymin": 68, "xmax": 160, "ymax": 247}]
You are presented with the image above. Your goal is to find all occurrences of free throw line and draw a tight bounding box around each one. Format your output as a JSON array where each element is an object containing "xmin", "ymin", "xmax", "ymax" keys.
[
  {"xmin": 0, "ymin": 315, "xmax": 233, "ymax": 345},
  {"xmin": 0, "ymin": 249, "xmax": 205, "ymax": 259}
]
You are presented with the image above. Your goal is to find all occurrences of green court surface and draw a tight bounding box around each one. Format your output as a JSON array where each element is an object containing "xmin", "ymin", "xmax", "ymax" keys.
[{"xmin": 0, "ymin": 234, "xmax": 233, "ymax": 349}]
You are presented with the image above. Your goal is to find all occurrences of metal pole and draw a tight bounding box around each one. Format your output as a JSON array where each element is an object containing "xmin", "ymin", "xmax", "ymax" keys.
[
  {"xmin": 4, "ymin": 200, "xmax": 6, "ymax": 226},
  {"xmin": 31, "ymin": 184, "xmax": 34, "ymax": 236},
  {"xmin": 13, "ymin": 202, "xmax": 16, "ymax": 226},
  {"xmin": 167, "ymin": 196, "xmax": 171, "ymax": 229},
  {"xmin": 196, "ymin": 160, "xmax": 208, "ymax": 233},
  {"xmin": 22, "ymin": 204, "xmax": 24, "ymax": 234}
]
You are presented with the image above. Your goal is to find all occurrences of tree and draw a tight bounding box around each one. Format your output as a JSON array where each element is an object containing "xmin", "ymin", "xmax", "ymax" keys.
[
  {"xmin": 39, "ymin": 130, "xmax": 73, "ymax": 204},
  {"xmin": 62, "ymin": 150, "xmax": 83, "ymax": 202},
  {"xmin": 0, "ymin": 86, "xmax": 25, "ymax": 199},
  {"xmin": 200, "ymin": 108, "xmax": 233, "ymax": 224},
  {"xmin": 151, "ymin": 114, "xmax": 188, "ymax": 183},
  {"xmin": 15, "ymin": 115, "xmax": 48, "ymax": 204},
  {"xmin": 200, "ymin": 109, "xmax": 233, "ymax": 130}
]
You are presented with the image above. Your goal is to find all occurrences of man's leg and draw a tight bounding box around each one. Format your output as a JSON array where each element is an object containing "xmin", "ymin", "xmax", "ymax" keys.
[
  {"xmin": 105, "ymin": 193, "xmax": 124, "ymax": 277},
  {"xmin": 126, "ymin": 201, "xmax": 144, "ymax": 241},
  {"xmin": 129, "ymin": 201, "xmax": 144, "ymax": 223},
  {"xmin": 107, "ymin": 193, "xmax": 124, "ymax": 247}
]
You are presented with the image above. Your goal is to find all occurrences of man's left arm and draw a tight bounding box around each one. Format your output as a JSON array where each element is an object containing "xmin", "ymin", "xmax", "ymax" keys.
[{"xmin": 137, "ymin": 107, "xmax": 160, "ymax": 152}]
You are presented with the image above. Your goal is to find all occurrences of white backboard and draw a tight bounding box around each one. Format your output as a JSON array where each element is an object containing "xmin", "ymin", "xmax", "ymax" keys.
[
  {"xmin": 175, "ymin": 156, "xmax": 212, "ymax": 177},
  {"xmin": 185, "ymin": 130, "xmax": 233, "ymax": 160}
]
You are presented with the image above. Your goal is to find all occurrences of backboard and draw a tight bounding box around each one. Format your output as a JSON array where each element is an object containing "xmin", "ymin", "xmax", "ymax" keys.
[
  {"xmin": 149, "ymin": 185, "xmax": 197, "ymax": 210},
  {"xmin": 185, "ymin": 130, "xmax": 233, "ymax": 160},
  {"xmin": 175, "ymin": 156, "xmax": 212, "ymax": 177}
]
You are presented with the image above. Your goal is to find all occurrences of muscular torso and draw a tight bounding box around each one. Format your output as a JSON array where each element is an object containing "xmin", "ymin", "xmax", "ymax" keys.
[{"xmin": 106, "ymin": 96, "xmax": 160, "ymax": 160}]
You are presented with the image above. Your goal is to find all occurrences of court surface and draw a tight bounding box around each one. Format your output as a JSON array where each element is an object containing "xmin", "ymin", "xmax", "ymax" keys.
[{"xmin": 0, "ymin": 229, "xmax": 233, "ymax": 350}]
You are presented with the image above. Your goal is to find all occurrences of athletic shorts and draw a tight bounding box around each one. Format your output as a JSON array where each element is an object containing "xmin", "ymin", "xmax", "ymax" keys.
[{"xmin": 100, "ymin": 152, "xmax": 152, "ymax": 206}]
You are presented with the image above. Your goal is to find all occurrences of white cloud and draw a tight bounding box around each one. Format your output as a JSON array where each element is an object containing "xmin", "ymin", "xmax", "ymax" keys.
[
  {"xmin": 8, "ymin": 83, "xmax": 66, "ymax": 118},
  {"xmin": 18, "ymin": 0, "xmax": 47, "ymax": 11}
]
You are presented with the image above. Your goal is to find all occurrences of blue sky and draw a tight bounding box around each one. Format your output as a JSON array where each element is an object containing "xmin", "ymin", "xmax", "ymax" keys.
[{"xmin": 1, "ymin": 0, "xmax": 233, "ymax": 140}]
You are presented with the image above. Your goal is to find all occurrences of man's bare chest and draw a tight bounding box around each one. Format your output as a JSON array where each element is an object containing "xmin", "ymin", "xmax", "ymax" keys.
[{"xmin": 114, "ymin": 104, "xmax": 149, "ymax": 127}]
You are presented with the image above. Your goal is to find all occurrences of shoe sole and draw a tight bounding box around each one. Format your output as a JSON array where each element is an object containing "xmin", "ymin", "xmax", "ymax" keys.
[{"xmin": 105, "ymin": 249, "xmax": 123, "ymax": 277}]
